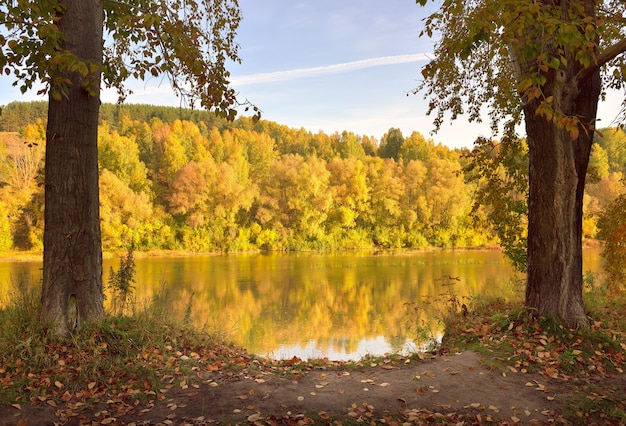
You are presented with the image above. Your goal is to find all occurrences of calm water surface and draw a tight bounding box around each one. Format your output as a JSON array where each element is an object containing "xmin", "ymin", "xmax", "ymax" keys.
[{"xmin": 0, "ymin": 249, "xmax": 602, "ymax": 360}]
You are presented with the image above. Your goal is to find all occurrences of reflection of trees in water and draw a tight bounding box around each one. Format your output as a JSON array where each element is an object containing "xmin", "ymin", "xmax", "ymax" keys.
[
  {"xmin": 1, "ymin": 251, "xmax": 550, "ymax": 358},
  {"xmin": 126, "ymin": 252, "xmax": 522, "ymax": 358},
  {"xmin": 0, "ymin": 249, "xmax": 605, "ymax": 358}
]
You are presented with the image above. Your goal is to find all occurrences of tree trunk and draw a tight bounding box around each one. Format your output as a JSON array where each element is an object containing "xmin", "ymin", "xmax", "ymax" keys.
[
  {"xmin": 41, "ymin": 0, "xmax": 104, "ymax": 337},
  {"xmin": 524, "ymin": 60, "xmax": 601, "ymax": 329}
]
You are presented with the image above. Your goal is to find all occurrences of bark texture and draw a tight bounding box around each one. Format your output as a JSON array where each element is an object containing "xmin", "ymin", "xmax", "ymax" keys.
[
  {"xmin": 41, "ymin": 0, "xmax": 104, "ymax": 336},
  {"xmin": 523, "ymin": 2, "xmax": 601, "ymax": 327}
]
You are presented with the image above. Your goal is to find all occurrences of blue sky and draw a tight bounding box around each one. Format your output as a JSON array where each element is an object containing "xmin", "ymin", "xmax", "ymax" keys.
[{"xmin": 1, "ymin": 0, "xmax": 623, "ymax": 149}]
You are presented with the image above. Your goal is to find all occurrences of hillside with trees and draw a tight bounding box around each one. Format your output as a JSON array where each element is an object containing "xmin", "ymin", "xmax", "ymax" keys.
[{"xmin": 0, "ymin": 101, "xmax": 623, "ymax": 255}]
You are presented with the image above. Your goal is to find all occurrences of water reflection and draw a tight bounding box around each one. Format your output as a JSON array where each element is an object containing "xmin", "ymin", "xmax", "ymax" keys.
[{"xmin": 0, "ymin": 249, "xmax": 603, "ymax": 360}]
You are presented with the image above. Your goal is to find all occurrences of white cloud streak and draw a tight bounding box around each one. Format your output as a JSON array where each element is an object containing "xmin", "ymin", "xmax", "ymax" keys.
[{"xmin": 231, "ymin": 53, "xmax": 430, "ymax": 86}]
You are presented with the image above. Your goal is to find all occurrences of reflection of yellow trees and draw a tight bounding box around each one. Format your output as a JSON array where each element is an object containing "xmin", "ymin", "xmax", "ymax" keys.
[
  {"xmin": 3, "ymin": 251, "xmax": 604, "ymax": 357},
  {"xmin": 123, "ymin": 252, "xmax": 525, "ymax": 357}
]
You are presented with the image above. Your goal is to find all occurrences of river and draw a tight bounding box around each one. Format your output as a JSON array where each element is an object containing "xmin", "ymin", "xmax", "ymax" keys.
[{"xmin": 0, "ymin": 249, "xmax": 603, "ymax": 360}]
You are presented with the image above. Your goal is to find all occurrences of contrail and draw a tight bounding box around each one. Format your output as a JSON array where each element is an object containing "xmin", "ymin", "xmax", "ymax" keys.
[{"xmin": 231, "ymin": 53, "xmax": 430, "ymax": 86}]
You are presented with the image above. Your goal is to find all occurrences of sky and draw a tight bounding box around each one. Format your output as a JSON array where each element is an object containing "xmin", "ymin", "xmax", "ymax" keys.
[{"xmin": 1, "ymin": 0, "xmax": 624, "ymax": 149}]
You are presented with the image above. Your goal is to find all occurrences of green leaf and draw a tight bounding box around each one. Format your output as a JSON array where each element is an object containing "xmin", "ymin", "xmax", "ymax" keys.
[{"xmin": 548, "ymin": 57, "xmax": 561, "ymax": 70}]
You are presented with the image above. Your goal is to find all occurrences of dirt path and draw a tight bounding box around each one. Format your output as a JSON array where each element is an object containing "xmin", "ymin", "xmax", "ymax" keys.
[
  {"xmin": 108, "ymin": 351, "xmax": 561, "ymax": 425},
  {"xmin": 5, "ymin": 349, "xmax": 622, "ymax": 425}
]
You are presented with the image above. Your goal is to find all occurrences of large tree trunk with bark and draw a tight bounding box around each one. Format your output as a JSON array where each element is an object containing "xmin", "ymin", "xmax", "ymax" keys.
[
  {"xmin": 524, "ymin": 53, "xmax": 601, "ymax": 329},
  {"xmin": 41, "ymin": 0, "xmax": 104, "ymax": 337}
]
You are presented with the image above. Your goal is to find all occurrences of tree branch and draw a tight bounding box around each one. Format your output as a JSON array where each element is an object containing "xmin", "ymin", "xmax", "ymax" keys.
[{"xmin": 576, "ymin": 37, "xmax": 626, "ymax": 85}]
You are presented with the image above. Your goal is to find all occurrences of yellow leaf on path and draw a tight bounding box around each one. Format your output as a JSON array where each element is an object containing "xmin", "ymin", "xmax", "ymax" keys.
[
  {"xmin": 247, "ymin": 413, "xmax": 261, "ymax": 422},
  {"xmin": 379, "ymin": 382, "xmax": 390, "ymax": 387},
  {"xmin": 297, "ymin": 396, "xmax": 304, "ymax": 401},
  {"xmin": 101, "ymin": 418, "xmax": 116, "ymax": 425},
  {"xmin": 88, "ymin": 382, "xmax": 96, "ymax": 389},
  {"xmin": 11, "ymin": 403, "xmax": 21, "ymax": 410},
  {"xmin": 55, "ymin": 381, "xmax": 64, "ymax": 389}
]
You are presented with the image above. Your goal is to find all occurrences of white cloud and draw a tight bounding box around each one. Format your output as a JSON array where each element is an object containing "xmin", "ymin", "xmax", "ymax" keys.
[{"xmin": 231, "ymin": 53, "xmax": 430, "ymax": 86}]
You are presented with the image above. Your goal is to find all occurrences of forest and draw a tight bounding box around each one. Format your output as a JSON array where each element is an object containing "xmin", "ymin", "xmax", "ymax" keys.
[{"xmin": 0, "ymin": 101, "xmax": 624, "ymax": 254}]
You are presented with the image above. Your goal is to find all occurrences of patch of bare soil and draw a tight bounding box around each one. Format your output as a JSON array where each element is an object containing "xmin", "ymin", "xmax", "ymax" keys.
[{"xmin": 2, "ymin": 351, "xmax": 577, "ymax": 425}]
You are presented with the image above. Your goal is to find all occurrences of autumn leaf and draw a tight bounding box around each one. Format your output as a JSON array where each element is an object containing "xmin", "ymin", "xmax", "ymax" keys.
[{"xmin": 247, "ymin": 413, "xmax": 261, "ymax": 422}]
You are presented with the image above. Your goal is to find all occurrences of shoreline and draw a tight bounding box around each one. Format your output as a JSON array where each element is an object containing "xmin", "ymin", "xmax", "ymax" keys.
[
  {"xmin": 0, "ymin": 242, "xmax": 603, "ymax": 263},
  {"xmin": 0, "ymin": 245, "xmax": 507, "ymax": 263}
]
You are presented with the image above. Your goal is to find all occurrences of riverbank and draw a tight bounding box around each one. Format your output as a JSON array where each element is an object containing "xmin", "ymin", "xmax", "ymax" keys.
[
  {"xmin": 0, "ymin": 240, "xmax": 603, "ymax": 261},
  {"xmin": 0, "ymin": 247, "xmax": 464, "ymax": 260},
  {"xmin": 0, "ymin": 285, "xmax": 623, "ymax": 425}
]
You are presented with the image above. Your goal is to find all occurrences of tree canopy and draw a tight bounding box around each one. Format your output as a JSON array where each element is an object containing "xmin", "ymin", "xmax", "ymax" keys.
[
  {"xmin": 0, "ymin": 0, "xmax": 256, "ymax": 120},
  {"xmin": 416, "ymin": 0, "xmax": 625, "ymax": 138}
]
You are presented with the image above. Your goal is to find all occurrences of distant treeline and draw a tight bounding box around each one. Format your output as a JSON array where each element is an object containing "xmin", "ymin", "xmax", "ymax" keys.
[{"xmin": 0, "ymin": 101, "xmax": 624, "ymax": 253}]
